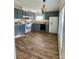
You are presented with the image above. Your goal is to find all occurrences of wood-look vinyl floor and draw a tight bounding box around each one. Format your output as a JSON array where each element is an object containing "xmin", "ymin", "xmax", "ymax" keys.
[{"xmin": 15, "ymin": 31, "xmax": 59, "ymax": 59}]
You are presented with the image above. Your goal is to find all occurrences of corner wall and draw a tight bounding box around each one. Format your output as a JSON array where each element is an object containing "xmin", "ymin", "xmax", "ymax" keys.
[{"xmin": 58, "ymin": 0, "xmax": 65, "ymax": 59}]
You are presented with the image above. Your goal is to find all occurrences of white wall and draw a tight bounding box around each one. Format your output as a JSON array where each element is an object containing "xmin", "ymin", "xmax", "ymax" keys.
[
  {"xmin": 59, "ymin": 0, "xmax": 65, "ymax": 11},
  {"xmin": 14, "ymin": 3, "xmax": 22, "ymax": 9},
  {"xmin": 58, "ymin": 3, "xmax": 65, "ymax": 59},
  {"xmin": 58, "ymin": 6, "xmax": 65, "ymax": 49}
]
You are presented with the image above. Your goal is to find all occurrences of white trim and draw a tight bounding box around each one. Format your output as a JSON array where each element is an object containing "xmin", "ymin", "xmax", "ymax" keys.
[{"xmin": 15, "ymin": 34, "xmax": 25, "ymax": 38}]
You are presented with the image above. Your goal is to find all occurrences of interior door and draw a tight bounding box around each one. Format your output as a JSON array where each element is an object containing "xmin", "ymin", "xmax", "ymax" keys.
[{"xmin": 49, "ymin": 17, "xmax": 58, "ymax": 33}]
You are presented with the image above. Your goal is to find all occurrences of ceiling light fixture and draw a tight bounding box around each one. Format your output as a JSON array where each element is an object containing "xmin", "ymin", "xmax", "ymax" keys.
[{"xmin": 41, "ymin": 0, "xmax": 47, "ymax": 15}]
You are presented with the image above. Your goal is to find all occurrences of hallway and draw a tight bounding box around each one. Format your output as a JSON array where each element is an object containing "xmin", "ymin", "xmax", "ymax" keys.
[{"xmin": 15, "ymin": 31, "xmax": 59, "ymax": 59}]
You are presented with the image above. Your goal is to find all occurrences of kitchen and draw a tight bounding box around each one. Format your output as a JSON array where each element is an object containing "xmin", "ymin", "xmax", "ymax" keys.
[
  {"xmin": 14, "ymin": 11, "xmax": 49, "ymax": 38},
  {"xmin": 14, "ymin": 0, "xmax": 65, "ymax": 59},
  {"xmin": 14, "ymin": 10, "xmax": 59, "ymax": 37},
  {"xmin": 14, "ymin": 0, "xmax": 59, "ymax": 38}
]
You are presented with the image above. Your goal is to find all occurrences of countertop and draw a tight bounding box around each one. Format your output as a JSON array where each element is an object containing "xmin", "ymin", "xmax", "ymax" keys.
[
  {"xmin": 15, "ymin": 19, "xmax": 48, "ymax": 25},
  {"xmin": 32, "ymin": 20, "xmax": 48, "ymax": 24}
]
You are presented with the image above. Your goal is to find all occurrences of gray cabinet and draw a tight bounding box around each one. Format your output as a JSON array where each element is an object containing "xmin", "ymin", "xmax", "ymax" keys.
[
  {"xmin": 25, "ymin": 12, "xmax": 27, "ymax": 16},
  {"xmin": 21, "ymin": 24, "xmax": 25, "ymax": 34},
  {"xmin": 22, "ymin": 10, "xmax": 27, "ymax": 16},
  {"xmin": 28, "ymin": 11, "xmax": 36, "ymax": 19},
  {"xmin": 14, "ymin": 8, "xmax": 22, "ymax": 19},
  {"xmin": 14, "ymin": 8, "xmax": 28, "ymax": 19},
  {"xmin": 32, "ymin": 24, "xmax": 40, "ymax": 31},
  {"xmin": 18, "ymin": 9, "xmax": 22, "ymax": 18},
  {"xmin": 14, "ymin": 8, "xmax": 35, "ymax": 19},
  {"xmin": 14, "ymin": 8, "xmax": 18, "ymax": 18},
  {"xmin": 15, "ymin": 24, "xmax": 25, "ymax": 36},
  {"xmin": 15, "ymin": 25, "xmax": 20, "ymax": 36}
]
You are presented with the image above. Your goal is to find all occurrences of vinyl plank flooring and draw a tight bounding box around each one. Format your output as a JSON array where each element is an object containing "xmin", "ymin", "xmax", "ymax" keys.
[{"xmin": 15, "ymin": 31, "xmax": 59, "ymax": 59}]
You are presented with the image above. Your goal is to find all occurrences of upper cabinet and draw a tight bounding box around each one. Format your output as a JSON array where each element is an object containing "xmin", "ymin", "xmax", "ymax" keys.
[
  {"xmin": 14, "ymin": 8, "xmax": 28, "ymax": 19},
  {"xmin": 18, "ymin": 9, "xmax": 22, "ymax": 18},
  {"xmin": 14, "ymin": 8, "xmax": 36, "ymax": 19},
  {"xmin": 25, "ymin": 11, "xmax": 27, "ymax": 16},
  {"xmin": 28, "ymin": 11, "xmax": 36, "ymax": 19},
  {"xmin": 14, "ymin": 8, "xmax": 18, "ymax": 18},
  {"xmin": 22, "ymin": 10, "xmax": 27, "ymax": 16},
  {"xmin": 14, "ymin": 8, "xmax": 22, "ymax": 19}
]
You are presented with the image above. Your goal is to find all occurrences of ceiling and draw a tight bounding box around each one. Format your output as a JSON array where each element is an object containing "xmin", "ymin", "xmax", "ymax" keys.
[{"xmin": 14, "ymin": 0, "xmax": 60, "ymax": 13}]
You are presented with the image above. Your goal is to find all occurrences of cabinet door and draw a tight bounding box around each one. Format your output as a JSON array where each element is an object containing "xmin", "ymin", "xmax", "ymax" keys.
[
  {"xmin": 19, "ymin": 25, "xmax": 23, "ymax": 34},
  {"xmin": 21, "ymin": 24, "xmax": 25, "ymax": 34},
  {"xmin": 33, "ymin": 13, "xmax": 35, "ymax": 19},
  {"xmin": 25, "ymin": 12, "xmax": 27, "ymax": 16},
  {"xmin": 22, "ymin": 11, "xmax": 25, "ymax": 16},
  {"xmin": 18, "ymin": 9, "xmax": 22, "ymax": 18},
  {"xmin": 31, "ymin": 24, "xmax": 35, "ymax": 31},
  {"xmin": 32, "ymin": 24, "xmax": 40, "ymax": 31},
  {"xmin": 14, "ymin": 8, "xmax": 18, "ymax": 18},
  {"xmin": 15, "ymin": 25, "xmax": 20, "ymax": 36},
  {"xmin": 15, "ymin": 24, "xmax": 25, "ymax": 36},
  {"xmin": 36, "ymin": 24, "xmax": 40, "ymax": 31}
]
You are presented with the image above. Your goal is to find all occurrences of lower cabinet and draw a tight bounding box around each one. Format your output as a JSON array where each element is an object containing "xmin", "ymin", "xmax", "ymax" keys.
[
  {"xmin": 15, "ymin": 24, "xmax": 25, "ymax": 36},
  {"xmin": 15, "ymin": 25, "xmax": 20, "ymax": 36},
  {"xmin": 32, "ymin": 24, "xmax": 40, "ymax": 31},
  {"xmin": 21, "ymin": 24, "xmax": 25, "ymax": 34},
  {"xmin": 32, "ymin": 24, "xmax": 47, "ymax": 31}
]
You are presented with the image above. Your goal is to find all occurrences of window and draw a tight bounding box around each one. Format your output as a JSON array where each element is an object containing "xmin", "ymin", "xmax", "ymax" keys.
[{"xmin": 36, "ymin": 16, "xmax": 44, "ymax": 21}]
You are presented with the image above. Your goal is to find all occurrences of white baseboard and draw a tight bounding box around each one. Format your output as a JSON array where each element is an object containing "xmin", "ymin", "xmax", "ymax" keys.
[
  {"xmin": 58, "ymin": 38, "xmax": 62, "ymax": 59},
  {"xmin": 15, "ymin": 34, "xmax": 25, "ymax": 38}
]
